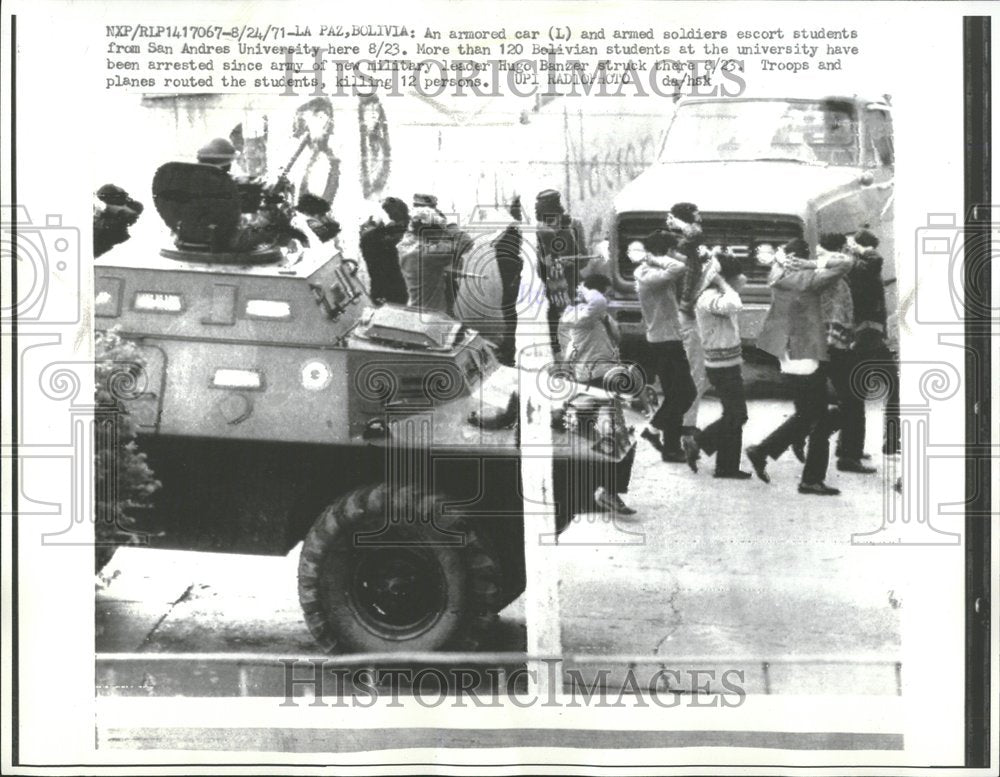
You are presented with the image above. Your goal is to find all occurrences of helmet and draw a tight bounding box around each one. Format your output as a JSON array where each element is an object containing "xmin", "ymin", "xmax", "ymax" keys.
[{"xmin": 197, "ymin": 137, "xmax": 237, "ymax": 166}]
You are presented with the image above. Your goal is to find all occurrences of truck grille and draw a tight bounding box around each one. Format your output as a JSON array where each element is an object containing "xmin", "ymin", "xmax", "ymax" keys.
[
  {"xmin": 615, "ymin": 212, "xmax": 803, "ymax": 304},
  {"xmin": 699, "ymin": 214, "xmax": 803, "ymax": 286}
]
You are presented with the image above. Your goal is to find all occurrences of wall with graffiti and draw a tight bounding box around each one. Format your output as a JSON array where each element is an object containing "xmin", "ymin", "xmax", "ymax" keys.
[{"xmin": 95, "ymin": 91, "xmax": 669, "ymax": 260}]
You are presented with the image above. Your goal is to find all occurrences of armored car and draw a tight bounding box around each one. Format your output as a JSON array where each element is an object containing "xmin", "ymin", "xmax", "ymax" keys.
[{"xmin": 95, "ymin": 161, "xmax": 637, "ymax": 653}]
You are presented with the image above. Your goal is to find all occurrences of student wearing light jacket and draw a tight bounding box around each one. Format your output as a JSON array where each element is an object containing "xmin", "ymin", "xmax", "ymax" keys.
[
  {"xmin": 559, "ymin": 274, "xmax": 637, "ymax": 516},
  {"xmin": 746, "ymin": 238, "xmax": 853, "ymax": 495},
  {"xmin": 683, "ymin": 251, "xmax": 752, "ymax": 479},
  {"xmin": 633, "ymin": 230, "xmax": 694, "ymax": 463},
  {"xmin": 560, "ymin": 275, "xmax": 622, "ymax": 386}
]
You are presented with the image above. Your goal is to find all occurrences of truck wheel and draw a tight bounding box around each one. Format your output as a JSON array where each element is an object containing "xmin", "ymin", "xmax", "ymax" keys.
[{"xmin": 297, "ymin": 484, "xmax": 503, "ymax": 654}]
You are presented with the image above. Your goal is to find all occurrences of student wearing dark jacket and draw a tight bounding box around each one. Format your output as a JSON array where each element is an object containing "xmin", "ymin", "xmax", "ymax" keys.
[
  {"xmin": 846, "ymin": 230, "xmax": 888, "ymax": 354},
  {"xmin": 788, "ymin": 233, "xmax": 874, "ymax": 473},
  {"xmin": 746, "ymin": 238, "xmax": 853, "ymax": 495},
  {"xmin": 847, "ymin": 229, "xmax": 899, "ymax": 456},
  {"xmin": 669, "ymin": 202, "xmax": 711, "ymax": 449}
]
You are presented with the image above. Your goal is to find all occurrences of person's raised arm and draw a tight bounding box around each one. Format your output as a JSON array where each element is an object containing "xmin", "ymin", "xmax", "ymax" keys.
[
  {"xmin": 700, "ymin": 280, "xmax": 743, "ymax": 316},
  {"xmin": 636, "ymin": 254, "xmax": 686, "ymax": 285},
  {"xmin": 771, "ymin": 254, "xmax": 853, "ymax": 292},
  {"xmin": 574, "ymin": 286, "xmax": 608, "ymax": 323}
]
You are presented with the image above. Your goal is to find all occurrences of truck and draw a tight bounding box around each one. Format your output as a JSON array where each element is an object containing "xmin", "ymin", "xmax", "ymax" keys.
[{"xmin": 606, "ymin": 94, "xmax": 896, "ymax": 350}]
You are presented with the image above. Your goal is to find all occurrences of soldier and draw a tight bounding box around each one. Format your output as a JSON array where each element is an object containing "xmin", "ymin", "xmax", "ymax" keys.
[
  {"xmin": 494, "ymin": 195, "xmax": 525, "ymax": 367},
  {"xmin": 535, "ymin": 189, "xmax": 587, "ymax": 362},
  {"xmin": 94, "ymin": 184, "xmax": 143, "ymax": 258},
  {"xmin": 193, "ymin": 137, "xmax": 298, "ymax": 253},
  {"xmin": 295, "ymin": 192, "xmax": 341, "ymax": 245},
  {"xmin": 196, "ymin": 137, "xmax": 240, "ymax": 172},
  {"xmin": 359, "ymin": 196, "xmax": 409, "ymax": 305}
]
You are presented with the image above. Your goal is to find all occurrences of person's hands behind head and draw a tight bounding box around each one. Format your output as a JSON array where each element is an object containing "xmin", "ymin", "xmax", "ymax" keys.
[
  {"xmin": 782, "ymin": 256, "xmax": 815, "ymax": 271},
  {"xmin": 666, "ymin": 214, "xmax": 702, "ymax": 242},
  {"xmin": 774, "ymin": 248, "xmax": 811, "ymax": 271},
  {"xmin": 626, "ymin": 241, "xmax": 647, "ymax": 264},
  {"xmin": 665, "ymin": 212, "xmax": 684, "ymax": 232}
]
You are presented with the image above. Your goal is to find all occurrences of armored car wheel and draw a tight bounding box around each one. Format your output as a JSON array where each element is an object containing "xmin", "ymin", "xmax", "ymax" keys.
[
  {"xmin": 297, "ymin": 484, "xmax": 503, "ymax": 654},
  {"xmin": 95, "ymin": 545, "xmax": 117, "ymax": 573}
]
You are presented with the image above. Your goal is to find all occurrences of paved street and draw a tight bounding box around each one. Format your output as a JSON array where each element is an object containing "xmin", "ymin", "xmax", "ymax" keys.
[{"xmin": 97, "ymin": 397, "xmax": 903, "ymax": 696}]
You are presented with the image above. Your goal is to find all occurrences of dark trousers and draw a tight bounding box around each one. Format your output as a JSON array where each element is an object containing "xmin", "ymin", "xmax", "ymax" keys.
[
  {"xmin": 547, "ymin": 304, "xmax": 563, "ymax": 361},
  {"xmin": 757, "ymin": 368, "xmax": 838, "ymax": 485},
  {"xmin": 583, "ymin": 377, "xmax": 636, "ymax": 496},
  {"xmin": 649, "ymin": 340, "xmax": 697, "ymax": 450},
  {"xmin": 496, "ymin": 280, "xmax": 520, "ymax": 367},
  {"xmin": 827, "ymin": 348, "xmax": 866, "ymax": 461},
  {"xmin": 882, "ymin": 356, "xmax": 900, "ymax": 455},
  {"xmin": 601, "ymin": 443, "xmax": 636, "ymax": 496},
  {"xmin": 696, "ymin": 365, "xmax": 748, "ymax": 475}
]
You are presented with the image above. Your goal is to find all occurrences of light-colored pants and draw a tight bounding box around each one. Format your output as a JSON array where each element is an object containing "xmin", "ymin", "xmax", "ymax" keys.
[{"xmin": 678, "ymin": 314, "xmax": 709, "ymax": 432}]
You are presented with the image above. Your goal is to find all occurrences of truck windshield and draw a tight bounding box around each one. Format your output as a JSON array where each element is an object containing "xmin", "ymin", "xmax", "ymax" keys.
[{"xmin": 660, "ymin": 99, "xmax": 859, "ymax": 166}]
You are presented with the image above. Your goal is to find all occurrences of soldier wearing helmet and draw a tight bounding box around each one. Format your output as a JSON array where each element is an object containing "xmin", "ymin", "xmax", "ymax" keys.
[
  {"xmin": 191, "ymin": 137, "xmax": 302, "ymax": 253},
  {"xmin": 197, "ymin": 137, "xmax": 239, "ymax": 173}
]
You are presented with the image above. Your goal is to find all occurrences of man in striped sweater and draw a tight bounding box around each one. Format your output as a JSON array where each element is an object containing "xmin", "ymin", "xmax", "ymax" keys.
[{"xmin": 684, "ymin": 252, "xmax": 752, "ymax": 479}]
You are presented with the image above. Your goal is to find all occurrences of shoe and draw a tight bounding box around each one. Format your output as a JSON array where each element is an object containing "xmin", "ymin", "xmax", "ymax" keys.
[
  {"xmin": 860, "ymin": 452, "xmax": 872, "ymax": 460},
  {"xmin": 610, "ymin": 494, "xmax": 636, "ymax": 515},
  {"xmin": 661, "ymin": 448, "xmax": 687, "ymax": 463},
  {"xmin": 798, "ymin": 482, "xmax": 841, "ymax": 496},
  {"xmin": 837, "ymin": 458, "xmax": 877, "ymax": 474},
  {"xmin": 640, "ymin": 428, "xmax": 664, "ymax": 453},
  {"xmin": 714, "ymin": 470, "xmax": 752, "ymax": 480},
  {"xmin": 745, "ymin": 445, "xmax": 770, "ymax": 484},
  {"xmin": 791, "ymin": 439, "xmax": 806, "ymax": 464},
  {"xmin": 682, "ymin": 436, "xmax": 700, "ymax": 473},
  {"xmin": 594, "ymin": 488, "xmax": 637, "ymax": 515}
]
